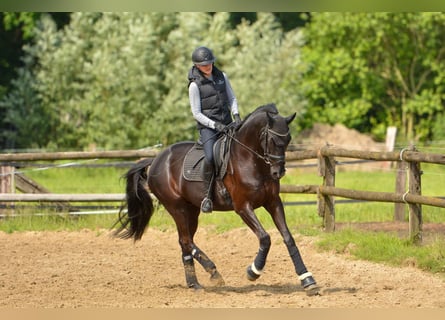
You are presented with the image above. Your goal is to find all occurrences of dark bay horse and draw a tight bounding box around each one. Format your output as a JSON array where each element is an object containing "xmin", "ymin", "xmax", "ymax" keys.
[{"xmin": 113, "ymin": 103, "xmax": 319, "ymax": 296}]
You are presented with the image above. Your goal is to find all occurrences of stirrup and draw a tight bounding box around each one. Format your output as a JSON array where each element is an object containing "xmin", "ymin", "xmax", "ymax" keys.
[{"xmin": 201, "ymin": 197, "xmax": 213, "ymax": 213}]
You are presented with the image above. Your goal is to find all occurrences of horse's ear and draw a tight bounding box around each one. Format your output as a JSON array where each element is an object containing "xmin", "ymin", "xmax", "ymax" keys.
[
  {"xmin": 285, "ymin": 113, "xmax": 297, "ymax": 124},
  {"xmin": 266, "ymin": 112, "xmax": 275, "ymax": 126}
]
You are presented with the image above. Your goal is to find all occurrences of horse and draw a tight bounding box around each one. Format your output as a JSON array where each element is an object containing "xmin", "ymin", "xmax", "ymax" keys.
[{"xmin": 113, "ymin": 103, "xmax": 319, "ymax": 296}]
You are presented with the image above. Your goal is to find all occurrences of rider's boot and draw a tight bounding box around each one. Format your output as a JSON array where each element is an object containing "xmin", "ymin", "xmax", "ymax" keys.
[{"xmin": 201, "ymin": 160, "xmax": 215, "ymax": 213}]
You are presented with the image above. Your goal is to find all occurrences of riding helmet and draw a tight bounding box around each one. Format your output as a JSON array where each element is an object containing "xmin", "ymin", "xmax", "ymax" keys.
[{"xmin": 192, "ymin": 46, "xmax": 216, "ymax": 66}]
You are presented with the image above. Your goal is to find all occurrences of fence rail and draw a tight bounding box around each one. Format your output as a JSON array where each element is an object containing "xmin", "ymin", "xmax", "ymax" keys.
[
  {"xmin": 280, "ymin": 184, "xmax": 445, "ymax": 208},
  {"xmin": 0, "ymin": 193, "xmax": 125, "ymax": 202},
  {"xmin": 285, "ymin": 146, "xmax": 445, "ymax": 164},
  {"xmin": 0, "ymin": 149, "xmax": 158, "ymax": 161},
  {"xmin": 1, "ymin": 146, "xmax": 444, "ymax": 243}
]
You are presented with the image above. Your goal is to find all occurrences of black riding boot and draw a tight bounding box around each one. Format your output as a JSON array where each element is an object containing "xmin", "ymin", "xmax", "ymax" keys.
[{"xmin": 201, "ymin": 160, "xmax": 215, "ymax": 213}]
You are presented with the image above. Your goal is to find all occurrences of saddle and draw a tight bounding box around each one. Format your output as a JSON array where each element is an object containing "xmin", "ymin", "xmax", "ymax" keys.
[{"xmin": 182, "ymin": 134, "xmax": 232, "ymax": 182}]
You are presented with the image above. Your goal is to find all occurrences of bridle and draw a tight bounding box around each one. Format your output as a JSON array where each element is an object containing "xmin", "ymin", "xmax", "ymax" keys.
[
  {"xmin": 227, "ymin": 124, "xmax": 290, "ymax": 166},
  {"xmin": 261, "ymin": 126, "xmax": 290, "ymax": 165}
]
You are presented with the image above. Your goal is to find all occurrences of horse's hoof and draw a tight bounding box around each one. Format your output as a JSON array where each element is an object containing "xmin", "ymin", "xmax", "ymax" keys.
[
  {"xmin": 246, "ymin": 265, "xmax": 261, "ymax": 281},
  {"xmin": 301, "ymin": 275, "xmax": 316, "ymax": 288},
  {"xmin": 301, "ymin": 275, "xmax": 320, "ymax": 296},
  {"xmin": 304, "ymin": 283, "xmax": 320, "ymax": 296},
  {"xmin": 210, "ymin": 270, "xmax": 225, "ymax": 286},
  {"xmin": 188, "ymin": 283, "xmax": 204, "ymax": 291}
]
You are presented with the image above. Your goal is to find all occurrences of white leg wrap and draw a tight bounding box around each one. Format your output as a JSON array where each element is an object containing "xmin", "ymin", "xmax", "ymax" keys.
[
  {"xmin": 250, "ymin": 263, "xmax": 263, "ymax": 275},
  {"xmin": 298, "ymin": 272, "xmax": 313, "ymax": 281}
]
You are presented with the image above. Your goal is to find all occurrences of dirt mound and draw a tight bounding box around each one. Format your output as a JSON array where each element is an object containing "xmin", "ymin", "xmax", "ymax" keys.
[{"xmin": 296, "ymin": 123, "xmax": 383, "ymax": 151}]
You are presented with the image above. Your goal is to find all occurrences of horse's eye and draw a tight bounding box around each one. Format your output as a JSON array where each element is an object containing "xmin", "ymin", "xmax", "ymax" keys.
[{"xmin": 271, "ymin": 135, "xmax": 288, "ymax": 147}]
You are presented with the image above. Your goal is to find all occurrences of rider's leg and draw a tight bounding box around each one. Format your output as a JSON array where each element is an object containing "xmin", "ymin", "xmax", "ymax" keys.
[{"xmin": 199, "ymin": 128, "xmax": 217, "ymax": 213}]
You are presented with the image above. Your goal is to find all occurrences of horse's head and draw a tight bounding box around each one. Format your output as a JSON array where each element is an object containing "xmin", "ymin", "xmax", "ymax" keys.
[
  {"xmin": 260, "ymin": 111, "xmax": 296, "ymax": 180},
  {"xmin": 232, "ymin": 104, "xmax": 296, "ymax": 180}
]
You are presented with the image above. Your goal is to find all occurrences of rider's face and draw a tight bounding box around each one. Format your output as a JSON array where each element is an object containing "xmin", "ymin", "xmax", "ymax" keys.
[{"xmin": 196, "ymin": 63, "xmax": 213, "ymax": 77}]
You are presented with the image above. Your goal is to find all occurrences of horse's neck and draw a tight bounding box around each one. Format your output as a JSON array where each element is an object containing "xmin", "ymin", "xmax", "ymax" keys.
[
  {"xmin": 234, "ymin": 125, "xmax": 262, "ymax": 152},
  {"xmin": 230, "ymin": 126, "xmax": 265, "ymax": 169}
]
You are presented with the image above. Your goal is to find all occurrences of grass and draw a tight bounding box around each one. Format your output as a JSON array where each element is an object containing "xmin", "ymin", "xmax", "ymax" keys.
[
  {"xmin": 317, "ymin": 228, "xmax": 445, "ymax": 275},
  {"xmin": 1, "ymin": 159, "xmax": 445, "ymax": 276},
  {"xmin": 22, "ymin": 160, "xmax": 129, "ymax": 193},
  {"xmin": 0, "ymin": 214, "xmax": 117, "ymax": 233}
]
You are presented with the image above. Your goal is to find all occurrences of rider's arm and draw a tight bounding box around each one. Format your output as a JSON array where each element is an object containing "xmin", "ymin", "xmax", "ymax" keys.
[{"xmin": 223, "ymin": 73, "xmax": 239, "ymax": 116}]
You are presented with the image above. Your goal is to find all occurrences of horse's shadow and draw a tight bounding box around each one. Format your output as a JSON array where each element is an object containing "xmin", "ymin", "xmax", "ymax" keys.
[
  {"xmin": 165, "ymin": 283, "xmax": 358, "ymax": 296},
  {"xmin": 206, "ymin": 283, "xmax": 302, "ymax": 295}
]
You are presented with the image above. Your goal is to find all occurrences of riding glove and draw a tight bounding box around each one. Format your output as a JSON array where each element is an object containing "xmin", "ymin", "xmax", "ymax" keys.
[
  {"xmin": 233, "ymin": 114, "xmax": 242, "ymax": 129},
  {"xmin": 214, "ymin": 122, "xmax": 228, "ymax": 132}
]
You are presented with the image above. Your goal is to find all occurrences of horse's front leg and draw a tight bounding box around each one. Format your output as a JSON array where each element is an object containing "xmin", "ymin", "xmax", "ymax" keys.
[
  {"xmin": 246, "ymin": 232, "xmax": 271, "ymax": 281},
  {"xmin": 235, "ymin": 204, "xmax": 271, "ymax": 281},
  {"xmin": 265, "ymin": 199, "xmax": 320, "ymax": 296}
]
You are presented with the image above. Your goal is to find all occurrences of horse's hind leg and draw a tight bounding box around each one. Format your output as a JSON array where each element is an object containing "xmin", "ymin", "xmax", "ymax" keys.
[
  {"xmin": 191, "ymin": 245, "xmax": 225, "ymax": 286},
  {"xmin": 165, "ymin": 203, "xmax": 202, "ymax": 290},
  {"xmin": 186, "ymin": 209, "xmax": 224, "ymax": 286},
  {"xmin": 170, "ymin": 203, "xmax": 224, "ymax": 289}
]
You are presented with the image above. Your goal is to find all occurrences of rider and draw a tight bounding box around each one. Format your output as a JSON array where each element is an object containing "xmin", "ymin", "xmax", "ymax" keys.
[{"xmin": 188, "ymin": 46, "xmax": 242, "ymax": 213}]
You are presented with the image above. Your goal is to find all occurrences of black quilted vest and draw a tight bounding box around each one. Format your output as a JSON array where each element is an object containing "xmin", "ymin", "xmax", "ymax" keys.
[{"xmin": 188, "ymin": 65, "xmax": 232, "ymax": 129}]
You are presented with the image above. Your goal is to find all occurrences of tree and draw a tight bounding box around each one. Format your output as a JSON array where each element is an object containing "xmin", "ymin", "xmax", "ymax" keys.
[
  {"xmin": 1, "ymin": 12, "xmax": 307, "ymax": 150},
  {"xmin": 0, "ymin": 12, "xmax": 70, "ymax": 149},
  {"xmin": 0, "ymin": 13, "xmax": 38, "ymax": 148},
  {"xmin": 29, "ymin": 13, "xmax": 177, "ymax": 149},
  {"xmin": 0, "ymin": 52, "xmax": 53, "ymax": 149},
  {"xmin": 226, "ymin": 12, "xmax": 306, "ymax": 130},
  {"xmin": 298, "ymin": 12, "xmax": 445, "ymax": 142}
]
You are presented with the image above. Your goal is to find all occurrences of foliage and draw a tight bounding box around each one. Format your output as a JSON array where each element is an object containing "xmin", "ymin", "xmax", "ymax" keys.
[
  {"xmin": 226, "ymin": 13, "xmax": 306, "ymax": 130},
  {"xmin": 1, "ymin": 12, "xmax": 305, "ymax": 150},
  {"xmin": 2, "ymin": 12, "xmax": 40, "ymax": 39},
  {"xmin": 35, "ymin": 13, "xmax": 178, "ymax": 149},
  {"xmin": 298, "ymin": 12, "xmax": 445, "ymax": 142},
  {"xmin": 0, "ymin": 55, "xmax": 52, "ymax": 149},
  {"xmin": 0, "ymin": 13, "xmax": 71, "ymax": 149},
  {"xmin": 3, "ymin": 12, "xmax": 445, "ymax": 149}
]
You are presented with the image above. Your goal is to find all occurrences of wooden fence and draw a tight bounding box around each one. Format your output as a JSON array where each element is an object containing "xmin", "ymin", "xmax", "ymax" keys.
[
  {"xmin": 1, "ymin": 146, "xmax": 445, "ymax": 243},
  {"xmin": 283, "ymin": 145, "xmax": 445, "ymax": 243}
]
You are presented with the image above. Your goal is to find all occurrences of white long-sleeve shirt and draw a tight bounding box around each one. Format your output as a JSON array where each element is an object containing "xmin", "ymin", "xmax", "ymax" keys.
[{"xmin": 189, "ymin": 72, "xmax": 239, "ymax": 130}]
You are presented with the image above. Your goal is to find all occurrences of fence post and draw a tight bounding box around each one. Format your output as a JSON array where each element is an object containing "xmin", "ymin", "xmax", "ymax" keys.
[
  {"xmin": 394, "ymin": 157, "xmax": 407, "ymax": 221},
  {"xmin": 318, "ymin": 145, "xmax": 336, "ymax": 232},
  {"xmin": 0, "ymin": 166, "xmax": 15, "ymax": 215},
  {"xmin": 408, "ymin": 146, "xmax": 422, "ymax": 244}
]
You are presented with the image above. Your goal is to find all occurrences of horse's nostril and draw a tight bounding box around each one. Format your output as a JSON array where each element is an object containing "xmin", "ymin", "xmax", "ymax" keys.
[{"xmin": 271, "ymin": 170, "xmax": 280, "ymax": 180}]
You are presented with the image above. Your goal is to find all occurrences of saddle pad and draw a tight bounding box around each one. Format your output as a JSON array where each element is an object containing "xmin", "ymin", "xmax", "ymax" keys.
[
  {"xmin": 182, "ymin": 134, "xmax": 232, "ymax": 182},
  {"xmin": 183, "ymin": 145, "xmax": 205, "ymax": 181}
]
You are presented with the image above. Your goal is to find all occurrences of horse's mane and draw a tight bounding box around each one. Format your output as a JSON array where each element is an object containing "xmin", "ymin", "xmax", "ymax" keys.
[{"xmin": 243, "ymin": 103, "xmax": 278, "ymax": 123}]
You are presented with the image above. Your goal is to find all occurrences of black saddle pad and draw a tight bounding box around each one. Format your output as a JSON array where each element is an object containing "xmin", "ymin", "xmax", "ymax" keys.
[
  {"xmin": 183, "ymin": 145, "xmax": 206, "ymax": 181},
  {"xmin": 182, "ymin": 135, "xmax": 232, "ymax": 182}
]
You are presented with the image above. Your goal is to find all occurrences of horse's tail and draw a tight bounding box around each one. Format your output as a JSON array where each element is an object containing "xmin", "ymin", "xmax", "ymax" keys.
[{"xmin": 112, "ymin": 158, "xmax": 154, "ymax": 242}]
